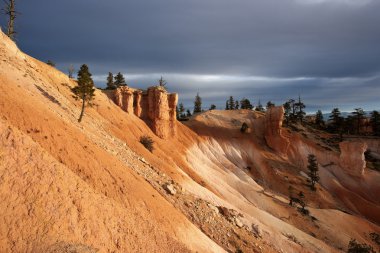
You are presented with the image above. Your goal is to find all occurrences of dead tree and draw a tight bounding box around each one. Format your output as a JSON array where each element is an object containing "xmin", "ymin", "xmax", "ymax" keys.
[{"xmin": 3, "ymin": 0, "xmax": 17, "ymax": 41}]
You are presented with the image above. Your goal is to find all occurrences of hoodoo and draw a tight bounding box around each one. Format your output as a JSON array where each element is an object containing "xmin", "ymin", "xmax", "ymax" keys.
[
  {"xmin": 339, "ymin": 141, "xmax": 368, "ymax": 176},
  {"xmin": 264, "ymin": 106, "xmax": 290, "ymax": 157},
  {"xmin": 113, "ymin": 86, "xmax": 178, "ymax": 139}
]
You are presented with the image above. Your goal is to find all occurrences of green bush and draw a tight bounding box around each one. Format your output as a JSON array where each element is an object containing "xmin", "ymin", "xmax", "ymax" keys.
[
  {"xmin": 240, "ymin": 122, "xmax": 249, "ymax": 133},
  {"xmin": 140, "ymin": 135, "xmax": 154, "ymax": 152}
]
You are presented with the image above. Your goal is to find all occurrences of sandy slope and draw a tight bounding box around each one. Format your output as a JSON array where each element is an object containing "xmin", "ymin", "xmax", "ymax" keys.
[{"xmin": 0, "ymin": 29, "xmax": 224, "ymax": 253}]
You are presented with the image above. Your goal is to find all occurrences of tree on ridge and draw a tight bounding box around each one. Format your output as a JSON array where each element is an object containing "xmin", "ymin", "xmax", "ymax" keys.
[
  {"xmin": 193, "ymin": 93, "xmax": 202, "ymax": 114},
  {"xmin": 72, "ymin": 64, "xmax": 95, "ymax": 123}
]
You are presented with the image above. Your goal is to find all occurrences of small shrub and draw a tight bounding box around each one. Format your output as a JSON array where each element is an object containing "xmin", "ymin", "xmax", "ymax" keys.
[
  {"xmin": 370, "ymin": 232, "xmax": 380, "ymax": 246},
  {"xmin": 241, "ymin": 122, "xmax": 249, "ymax": 133},
  {"xmin": 347, "ymin": 239, "xmax": 375, "ymax": 253},
  {"xmin": 140, "ymin": 135, "xmax": 154, "ymax": 152}
]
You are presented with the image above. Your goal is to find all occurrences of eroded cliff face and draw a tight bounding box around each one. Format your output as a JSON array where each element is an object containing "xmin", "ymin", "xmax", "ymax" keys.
[
  {"xmin": 264, "ymin": 106, "xmax": 290, "ymax": 157},
  {"xmin": 114, "ymin": 86, "xmax": 178, "ymax": 139},
  {"xmin": 339, "ymin": 141, "xmax": 367, "ymax": 176}
]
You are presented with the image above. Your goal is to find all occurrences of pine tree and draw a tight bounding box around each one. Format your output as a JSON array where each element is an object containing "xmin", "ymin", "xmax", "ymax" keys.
[
  {"xmin": 47, "ymin": 60, "xmax": 56, "ymax": 67},
  {"xmin": 240, "ymin": 98, "xmax": 253, "ymax": 110},
  {"xmin": 298, "ymin": 191, "xmax": 307, "ymax": 214},
  {"xmin": 228, "ymin": 96, "xmax": 235, "ymax": 110},
  {"xmin": 106, "ymin": 72, "xmax": 116, "ymax": 90},
  {"xmin": 158, "ymin": 76, "xmax": 167, "ymax": 88},
  {"xmin": 209, "ymin": 104, "xmax": 216, "ymax": 110},
  {"xmin": 72, "ymin": 64, "xmax": 95, "ymax": 123},
  {"xmin": 370, "ymin": 111, "xmax": 380, "ymax": 136},
  {"xmin": 307, "ymin": 154, "xmax": 319, "ymax": 191},
  {"xmin": 114, "ymin": 72, "xmax": 126, "ymax": 87},
  {"xmin": 176, "ymin": 106, "xmax": 180, "ymax": 120},
  {"xmin": 295, "ymin": 95, "xmax": 306, "ymax": 123},
  {"xmin": 266, "ymin": 101, "xmax": 275, "ymax": 109},
  {"xmin": 225, "ymin": 101, "xmax": 229, "ymax": 110},
  {"xmin": 351, "ymin": 108, "xmax": 366, "ymax": 135},
  {"xmin": 255, "ymin": 100, "xmax": 264, "ymax": 112},
  {"xmin": 283, "ymin": 101, "xmax": 291, "ymax": 126},
  {"xmin": 329, "ymin": 108, "xmax": 343, "ymax": 133},
  {"xmin": 235, "ymin": 100, "xmax": 239, "ymax": 110},
  {"xmin": 186, "ymin": 109, "xmax": 192, "ymax": 117},
  {"xmin": 178, "ymin": 103, "xmax": 185, "ymax": 118},
  {"xmin": 315, "ymin": 110, "xmax": 324, "ymax": 127},
  {"xmin": 193, "ymin": 93, "xmax": 202, "ymax": 114}
]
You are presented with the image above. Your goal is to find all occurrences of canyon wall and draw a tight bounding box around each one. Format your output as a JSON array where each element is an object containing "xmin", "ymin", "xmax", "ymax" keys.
[
  {"xmin": 114, "ymin": 86, "xmax": 178, "ymax": 139},
  {"xmin": 264, "ymin": 106, "xmax": 368, "ymax": 177}
]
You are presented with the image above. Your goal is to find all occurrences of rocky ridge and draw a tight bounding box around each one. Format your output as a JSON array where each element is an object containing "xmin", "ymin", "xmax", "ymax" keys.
[{"xmin": 113, "ymin": 86, "xmax": 178, "ymax": 139}]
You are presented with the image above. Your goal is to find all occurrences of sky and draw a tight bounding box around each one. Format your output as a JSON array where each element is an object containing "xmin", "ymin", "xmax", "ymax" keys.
[{"xmin": 1, "ymin": 0, "xmax": 379, "ymax": 113}]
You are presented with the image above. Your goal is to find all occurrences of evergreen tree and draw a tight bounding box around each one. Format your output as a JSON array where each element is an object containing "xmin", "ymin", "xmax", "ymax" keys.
[
  {"xmin": 298, "ymin": 191, "xmax": 307, "ymax": 214},
  {"xmin": 266, "ymin": 101, "xmax": 275, "ymax": 109},
  {"xmin": 370, "ymin": 110, "xmax": 380, "ymax": 136},
  {"xmin": 209, "ymin": 104, "xmax": 216, "ymax": 110},
  {"xmin": 228, "ymin": 96, "xmax": 235, "ymax": 110},
  {"xmin": 351, "ymin": 108, "xmax": 366, "ymax": 135},
  {"xmin": 307, "ymin": 154, "xmax": 319, "ymax": 191},
  {"xmin": 235, "ymin": 100, "xmax": 239, "ymax": 110},
  {"xmin": 240, "ymin": 98, "xmax": 253, "ymax": 110},
  {"xmin": 283, "ymin": 101, "xmax": 291, "ymax": 126},
  {"xmin": 343, "ymin": 115, "xmax": 356, "ymax": 136},
  {"xmin": 328, "ymin": 108, "xmax": 343, "ymax": 133},
  {"xmin": 255, "ymin": 100, "xmax": 264, "ymax": 112},
  {"xmin": 178, "ymin": 103, "xmax": 185, "ymax": 118},
  {"xmin": 295, "ymin": 95, "xmax": 306, "ymax": 123},
  {"xmin": 176, "ymin": 106, "xmax": 180, "ymax": 120},
  {"xmin": 158, "ymin": 76, "xmax": 167, "ymax": 88},
  {"xmin": 225, "ymin": 101, "xmax": 229, "ymax": 110},
  {"xmin": 47, "ymin": 60, "xmax": 56, "ymax": 67},
  {"xmin": 72, "ymin": 64, "xmax": 95, "ymax": 123},
  {"xmin": 114, "ymin": 72, "xmax": 126, "ymax": 87},
  {"xmin": 193, "ymin": 93, "xmax": 202, "ymax": 114},
  {"xmin": 106, "ymin": 72, "xmax": 116, "ymax": 90},
  {"xmin": 288, "ymin": 99, "xmax": 296, "ymax": 122},
  {"xmin": 315, "ymin": 110, "xmax": 324, "ymax": 127}
]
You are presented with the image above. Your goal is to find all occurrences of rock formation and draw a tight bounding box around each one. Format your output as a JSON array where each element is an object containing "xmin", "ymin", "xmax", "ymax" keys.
[
  {"xmin": 114, "ymin": 86, "xmax": 177, "ymax": 139},
  {"xmin": 339, "ymin": 141, "xmax": 367, "ymax": 176},
  {"xmin": 264, "ymin": 106, "xmax": 290, "ymax": 157}
]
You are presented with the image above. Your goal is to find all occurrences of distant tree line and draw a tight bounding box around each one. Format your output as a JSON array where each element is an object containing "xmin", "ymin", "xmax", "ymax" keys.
[
  {"xmin": 283, "ymin": 96, "xmax": 306, "ymax": 125},
  {"xmin": 311, "ymin": 107, "xmax": 380, "ymax": 137}
]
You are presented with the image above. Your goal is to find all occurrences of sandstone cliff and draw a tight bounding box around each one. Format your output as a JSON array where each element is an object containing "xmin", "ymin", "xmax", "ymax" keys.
[
  {"xmin": 264, "ymin": 106, "xmax": 290, "ymax": 157},
  {"xmin": 114, "ymin": 86, "xmax": 177, "ymax": 139},
  {"xmin": 339, "ymin": 141, "xmax": 367, "ymax": 176}
]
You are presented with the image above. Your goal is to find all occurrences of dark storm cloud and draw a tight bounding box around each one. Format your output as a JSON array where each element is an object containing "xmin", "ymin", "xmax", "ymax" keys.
[{"xmin": 1, "ymin": 0, "xmax": 379, "ymax": 112}]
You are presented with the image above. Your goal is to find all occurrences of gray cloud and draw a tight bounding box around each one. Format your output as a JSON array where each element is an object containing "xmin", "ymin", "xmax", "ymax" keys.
[{"xmin": 1, "ymin": 0, "xmax": 379, "ymax": 112}]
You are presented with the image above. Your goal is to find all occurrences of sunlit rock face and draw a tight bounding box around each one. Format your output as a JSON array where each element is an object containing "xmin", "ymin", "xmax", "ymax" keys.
[
  {"xmin": 339, "ymin": 141, "xmax": 367, "ymax": 176},
  {"xmin": 114, "ymin": 86, "xmax": 177, "ymax": 139},
  {"xmin": 264, "ymin": 106, "xmax": 290, "ymax": 157}
]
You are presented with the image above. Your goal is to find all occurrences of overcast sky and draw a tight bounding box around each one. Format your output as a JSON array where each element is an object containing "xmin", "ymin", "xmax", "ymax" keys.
[{"xmin": 1, "ymin": 0, "xmax": 379, "ymax": 112}]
